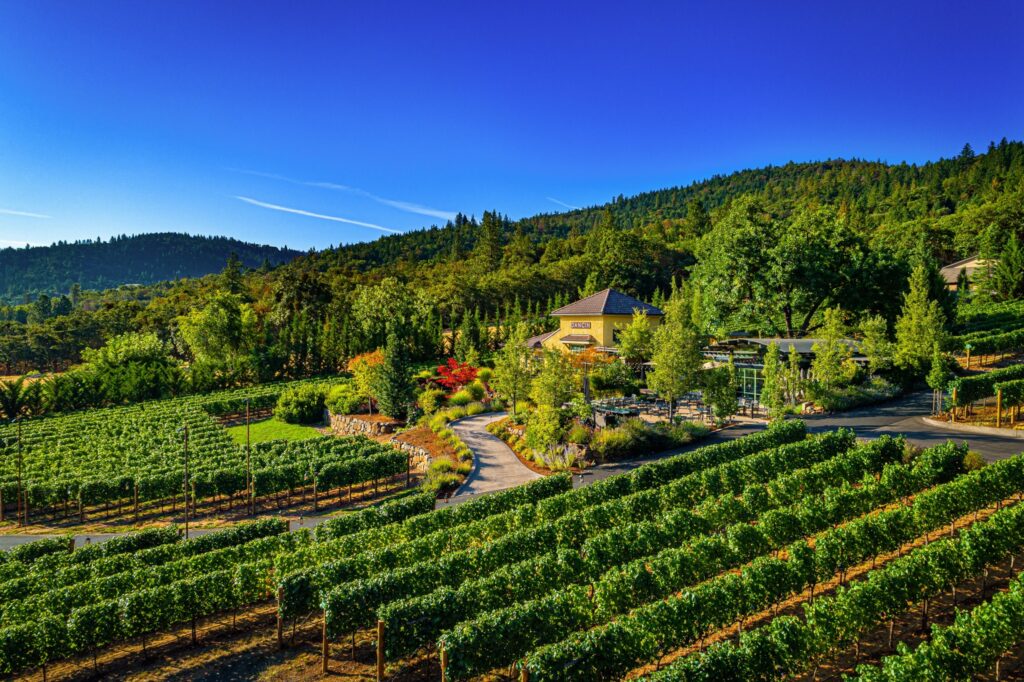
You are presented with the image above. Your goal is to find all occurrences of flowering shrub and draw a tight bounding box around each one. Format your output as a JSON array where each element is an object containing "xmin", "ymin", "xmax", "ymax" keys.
[{"xmin": 436, "ymin": 358, "xmax": 478, "ymax": 392}]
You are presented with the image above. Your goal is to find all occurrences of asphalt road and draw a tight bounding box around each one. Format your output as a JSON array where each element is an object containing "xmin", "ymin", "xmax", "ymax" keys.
[{"xmin": 802, "ymin": 390, "xmax": 1024, "ymax": 461}]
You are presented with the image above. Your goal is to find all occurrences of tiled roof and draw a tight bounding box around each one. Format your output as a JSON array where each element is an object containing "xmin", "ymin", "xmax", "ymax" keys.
[
  {"xmin": 551, "ymin": 288, "xmax": 664, "ymax": 316},
  {"xmin": 559, "ymin": 334, "xmax": 596, "ymax": 344}
]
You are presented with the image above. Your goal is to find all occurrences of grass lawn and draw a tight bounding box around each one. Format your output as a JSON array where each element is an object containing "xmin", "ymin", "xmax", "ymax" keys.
[{"xmin": 226, "ymin": 418, "xmax": 323, "ymax": 445}]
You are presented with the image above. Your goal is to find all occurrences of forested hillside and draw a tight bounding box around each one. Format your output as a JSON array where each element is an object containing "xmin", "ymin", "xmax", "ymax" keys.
[
  {"xmin": 2, "ymin": 140, "xmax": 1023, "ymax": 389},
  {"xmin": 0, "ymin": 233, "xmax": 303, "ymax": 303}
]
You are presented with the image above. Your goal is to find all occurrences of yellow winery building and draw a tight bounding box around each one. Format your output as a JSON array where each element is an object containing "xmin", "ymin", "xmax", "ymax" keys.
[{"xmin": 526, "ymin": 288, "xmax": 663, "ymax": 354}]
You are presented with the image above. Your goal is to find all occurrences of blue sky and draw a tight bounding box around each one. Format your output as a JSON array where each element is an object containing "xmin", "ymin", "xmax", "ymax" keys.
[{"xmin": 0, "ymin": 1, "xmax": 1022, "ymax": 250}]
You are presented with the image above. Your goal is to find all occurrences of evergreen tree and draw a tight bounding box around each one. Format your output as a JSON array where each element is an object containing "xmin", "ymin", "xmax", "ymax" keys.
[
  {"xmin": 220, "ymin": 252, "xmax": 245, "ymax": 295},
  {"xmin": 684, "ymin": 198, "xmax": 711, "ymax": 237},
  {"xmin": 895, "ymin": 264, "xmax": 946, "ymax": 372},
  {"xmin": 988, "ymin": 234, "xmax": 1024, "ymax": 301},
  {"xmin": 475, "ymin": 211, "xmax": 503, "ymax": 270},
  {"xmin": 860, "ymin": 314, "xmax": 894, "ymax": 375},
  {"xmin": 373, "ymin": 331, "xmax": 414, "ymax": 419}
]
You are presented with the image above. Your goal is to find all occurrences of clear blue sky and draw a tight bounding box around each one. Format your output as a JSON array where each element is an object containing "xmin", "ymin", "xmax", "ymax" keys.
[{"xmin": 1, "ymin": 1, "xmax": 1022, "ymax": 250}]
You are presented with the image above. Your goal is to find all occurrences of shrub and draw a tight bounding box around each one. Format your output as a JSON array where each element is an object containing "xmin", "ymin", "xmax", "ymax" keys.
[
  {"xmin": 964, "ymin": 450, "xmax": 987, "ymax": 471},
  {"xmin": 417, "ymin": 388, "xmax": 446, "ymax": 415},
  {"xmin": 525, "ymin": 406, "xmax": 567, "ymax": 454},
  {"xmin": 591, "ymin": 423, "xmax": 638, "ymax": 461},
  {"xmin": 567, "ymin": 424, "xmax": 591, "ymax": 445},
  {"xmin": 456, "ymin": 460, "xmax": 473, "ymax": 475},
  {"xmin": 465, "ymin": 401, "xmax": 486, "ymax": 416},
  {"xmin": 446, "ymin": 406, "xmax": 468, "ymax": 421},
  {"xmin": 477, "ymin": 367, "xmax": 493, "ymax": 383},
  {"xmin": 428, "ymin": 459, "xmax": 455, "ymax": 475},
  {"xmin": 325, "ymin": 384, "xmax": 363, "ymax": 415},
  {"xmin": 449, "ymin": 390, "xmax": 473, "ymax": 406},
  {"xmin": 466, "ymin": 381, "xmax": 486, "ymax": 401},
  {"xmin": 423, "ymin": 472, "xmax": 461, "ymax": 493},
  {"xmin": 275, "ymin": 384, "xmax": 328, "ymax": 424}
]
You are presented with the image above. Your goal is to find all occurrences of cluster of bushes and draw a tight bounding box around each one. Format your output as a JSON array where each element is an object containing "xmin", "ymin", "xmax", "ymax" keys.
[
  {"xmin": 590, "ymin": 418, "xmax": 709, "ymax": 462},
  {"xmin": 589, "ymin": 360, "xmax": 640, "ymax": 397},
  {"xmin": 275, "ymin": 383, "xmax": 329, "ymax": 424},
  {"xmin": 805, "ymin": 377, "xmax": 902, "ymax": 413},
  {"xmin": 325, "ymin": 383, "xmax": 365, "ymax": 416}
]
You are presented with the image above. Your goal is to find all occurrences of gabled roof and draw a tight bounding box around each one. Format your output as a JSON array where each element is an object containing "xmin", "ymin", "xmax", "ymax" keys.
[
  {"xmin": 551, "ymin": 288, "xmax": 664, "ymax": 317},
  {"xmin": 525, "ymin": 330, "xmax": 557, "ymax": 348},
  {"xmin": 559, "ymin": 334, "xmax": 596, "ymax": 344},
  {"xmin": 939, "ymin": 256, "xmax": 991, "ymax": 285}
]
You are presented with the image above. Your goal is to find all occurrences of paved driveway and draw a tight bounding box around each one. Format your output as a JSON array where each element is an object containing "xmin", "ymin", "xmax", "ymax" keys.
[{"xmin": 802, "ymin": 391, "xmax": 1024, "ymax": 461}]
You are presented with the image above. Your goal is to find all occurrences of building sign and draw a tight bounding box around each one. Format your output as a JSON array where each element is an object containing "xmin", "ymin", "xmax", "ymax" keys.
[{"xmin": 570, "ymin": 321, "xmax": 592, "ymax": 329}]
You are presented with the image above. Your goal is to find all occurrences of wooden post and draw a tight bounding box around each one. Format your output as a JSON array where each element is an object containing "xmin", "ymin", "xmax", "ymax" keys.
[
  {"xmin": 440, "ymin": 644, "xmax": 448, "ymax": 679},
  {"xmin": 951, "ymin": 388, "xmax": 957, "ymax": 423},
  {"xmin": 997, "ymin": 389, "xmax": 1003, "ymax": 428},
  {"xmin": 375, "ymin": 620, "xmax": 385, "ymax": 682},
  {"xmin": 277, "ymin": 588, "xmax": 285, "ymax": 649},
  {"xmin": 313, "ymin": 479, "xmax": 318, "ymax": 513},
  {"xmin": 321, "ymin": 615, "xmax": 329, "ymax": 674},
  {"xmin": 966, "ymin": 347, "xmax": 971, "ymax": 369},
  {"xmin": 520, "ymin": 666, "xmax": 529, "ymax": 682}
]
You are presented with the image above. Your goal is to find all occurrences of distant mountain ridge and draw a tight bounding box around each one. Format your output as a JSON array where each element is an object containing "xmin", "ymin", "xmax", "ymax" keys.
[{"xmin": 0, "ymin": 232, "xmax": 303, "ymax": 302}]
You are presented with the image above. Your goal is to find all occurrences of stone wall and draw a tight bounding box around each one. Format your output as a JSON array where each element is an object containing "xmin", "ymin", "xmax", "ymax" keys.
[
  {"xmin": 327, "ymin": 410, "xmax": 403, "ymax": 437},
  {"xmin": 388, "ymin": 438, "xmax": 432, "ymax": 473}
]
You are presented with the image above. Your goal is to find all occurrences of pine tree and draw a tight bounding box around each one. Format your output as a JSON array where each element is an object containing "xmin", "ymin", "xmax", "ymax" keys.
[
  {"xmin": 220, "ymin": 252, "xmax": 245, "ymax": 295},
  {"xmin": 373, "ymin": 331, "xmax": 414, "ymax": 419},
  {"xmin": 475, "ymin": 211, "xmax": 503, "ymax": 270}
]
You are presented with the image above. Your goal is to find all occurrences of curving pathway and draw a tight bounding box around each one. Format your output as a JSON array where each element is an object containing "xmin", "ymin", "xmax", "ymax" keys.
[{"xmin": 442, "ymin": 412, "xmax": 542, "ymax": 506}]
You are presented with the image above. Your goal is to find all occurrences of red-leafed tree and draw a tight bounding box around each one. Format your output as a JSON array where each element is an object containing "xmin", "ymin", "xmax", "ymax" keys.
[{"xmin": 436, "ymin": 357, "xmax": 478, "ymax": 392}]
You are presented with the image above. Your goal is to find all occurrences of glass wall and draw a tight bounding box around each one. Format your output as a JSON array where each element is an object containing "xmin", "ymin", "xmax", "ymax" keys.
[{"xmin": 737, "ymin": 366, "xmax": 763, "ymax": 403}]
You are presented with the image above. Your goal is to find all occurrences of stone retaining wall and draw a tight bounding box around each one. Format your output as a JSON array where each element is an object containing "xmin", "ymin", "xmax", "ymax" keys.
[
  {"xmin": 388, "ymin": 438, "xmax": 432, "ymax": 473},
  {"xmin": 327, "ymin": 410, "xmax": 403, "ymax": 437}
]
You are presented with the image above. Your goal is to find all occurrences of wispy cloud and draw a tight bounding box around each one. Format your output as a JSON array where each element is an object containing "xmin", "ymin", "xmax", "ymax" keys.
[
  {"xmin": 546, "ymin": 197, "xmax": 580, "ymax": 211},
  {"xmin": 235, "ymin": 196, "xmax": 403, "ymax": 234},
  {"xmin": 0, "ymin": 208, "xmax": 51, "ymax": 219},
  {"xmin": 235, "ymin": 169, "xmax": 456, "ymax": 222}
]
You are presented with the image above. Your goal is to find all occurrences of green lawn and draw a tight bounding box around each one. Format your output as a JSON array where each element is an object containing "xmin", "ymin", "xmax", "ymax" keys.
[{"xmin": 226, "ymin": 419, "xmax": 324, "ymax": 445}]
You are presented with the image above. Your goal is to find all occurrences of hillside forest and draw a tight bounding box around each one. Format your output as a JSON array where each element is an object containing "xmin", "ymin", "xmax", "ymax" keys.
[{"xmin": 2, "ymin": 140, "xmax": 1024, "ymax": 412}]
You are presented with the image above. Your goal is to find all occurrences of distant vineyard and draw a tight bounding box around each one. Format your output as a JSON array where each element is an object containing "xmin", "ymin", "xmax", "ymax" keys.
[{"xmin": 0, "ymin": 378, "xmax": 407, "ymax": 521}]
